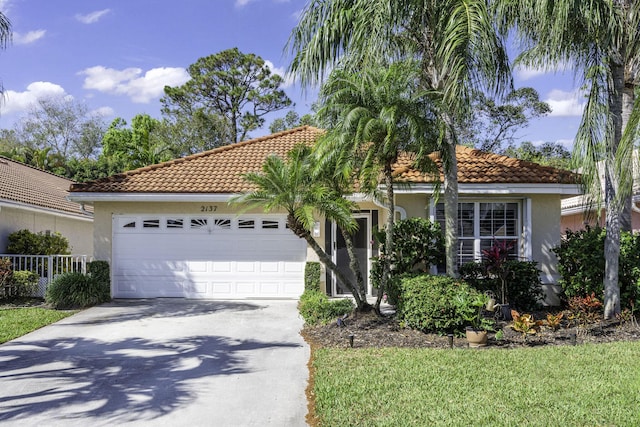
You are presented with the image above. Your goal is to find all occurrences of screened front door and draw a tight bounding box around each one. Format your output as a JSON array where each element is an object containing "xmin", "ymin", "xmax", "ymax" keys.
[{"xmin": 332, "ymin": 215, "xmax": 370, "ymax": 296}]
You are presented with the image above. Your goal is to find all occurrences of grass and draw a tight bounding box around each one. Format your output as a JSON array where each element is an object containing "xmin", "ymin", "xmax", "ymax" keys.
[
  {"xmin": 311, "ymin": 343, "xmax": 640, "ymax": 426},
  {"xmin": 0, "ymin": 307, "xmax": 77, "ymax": 344}
]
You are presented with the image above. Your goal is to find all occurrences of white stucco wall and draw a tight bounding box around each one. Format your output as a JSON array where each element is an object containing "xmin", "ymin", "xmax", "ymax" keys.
[{"xmin": 0, "ymin": 205, "xmax": 93, "ymax": 254}]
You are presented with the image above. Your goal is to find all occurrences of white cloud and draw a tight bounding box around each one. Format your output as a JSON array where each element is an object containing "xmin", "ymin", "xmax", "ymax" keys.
[
  {"xmin": 545, "ymin": 89, "xmax": 585, "ymax": 117},
  {"xmin": 235, "ymin": 0, "xmax": 253, "ymax": 6},
  {"xmin": 79, "ymin": 65, "xmax": 190, "ymax": 103},
  {"xmin": 92, "ymin": 106, "xmax": 115, "ymax": 118},
  {"xmin": 14, "ymin": 30, "xmax": 46, "ymax": 45},
  {"xmin": 75, "ymin": 9, "xmax": 111, "ymax": 24},
  {"xmin": 0, "ymin": 1, "xmax": 13, "ymax": 14},
  {"xmin": 1, "ymin": 81, "xmax": 67, "ymax": 115},
  {"xmin": 264, "ymin": 59, "xmax": 294, "ymax": 88},
  {"xmin": 514, "ymin": 65, "xmax": 548, "ymax": 81}
]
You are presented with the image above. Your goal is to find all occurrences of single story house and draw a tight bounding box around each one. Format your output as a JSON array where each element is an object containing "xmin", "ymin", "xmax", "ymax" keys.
[
  {"xmin": 0, "ymin": 156, "xmax": 93, "ymax": 254},
  {"xmin": 68, "ymin": 126, "xmax": 580, "ymax": 304}
]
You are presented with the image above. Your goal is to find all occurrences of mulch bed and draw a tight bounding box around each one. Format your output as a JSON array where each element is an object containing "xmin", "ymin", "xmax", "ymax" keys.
[{"xmin": 302, "ymin": 308, "xmax": 640, "ymax": 350}]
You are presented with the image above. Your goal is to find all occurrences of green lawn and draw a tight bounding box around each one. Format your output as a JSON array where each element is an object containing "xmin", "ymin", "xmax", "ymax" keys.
[
  {"xmin": 311, "ymin": 343, "xmax": 640, "ymax": 426},
  {"xmin": 0, "ymin": 307, "xmax": 77, "ymax": 344}
]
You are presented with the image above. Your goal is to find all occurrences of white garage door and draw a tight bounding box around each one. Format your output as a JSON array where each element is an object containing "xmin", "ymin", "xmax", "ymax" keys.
[{"xmin": 112, "ymin": 214, "xmax": 306, "ymax": 299}]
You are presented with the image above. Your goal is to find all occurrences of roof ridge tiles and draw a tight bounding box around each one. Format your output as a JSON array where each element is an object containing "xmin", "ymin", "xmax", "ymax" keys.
[{"xmin": 0, "ymin": 154, "xmax": 77, "ymax": 183}]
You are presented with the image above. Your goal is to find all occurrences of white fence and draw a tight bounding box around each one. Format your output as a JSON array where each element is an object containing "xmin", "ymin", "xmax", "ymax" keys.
[{"xmin": 0, "ymin": 254, "xmax": 93, "ymax": 297}]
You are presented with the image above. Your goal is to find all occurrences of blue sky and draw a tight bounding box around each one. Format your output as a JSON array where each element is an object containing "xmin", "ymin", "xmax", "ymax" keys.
[{"xmin": 0, "ymin": 0, "xmax": 585, "ymax": 148}]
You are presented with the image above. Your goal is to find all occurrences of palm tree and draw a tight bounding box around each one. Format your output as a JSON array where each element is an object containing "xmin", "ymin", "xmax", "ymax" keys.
[
  {"xmin": 493, "ymin": 0, "xmax": 640, "ymax": 318},
  {"xmin": 315, "ymin": 61, "xmax": 438, "ymax": 310},
  {"xmin": 288, "ymin": 0, "xmax": 511, "ymax": 277},
  {"xmin": 231, "ymin": 145, "xmax": 373, "ymax": 310},
  {"xmin": 0, "ymin": 12, "xmax": 11, "ymax": 98}
]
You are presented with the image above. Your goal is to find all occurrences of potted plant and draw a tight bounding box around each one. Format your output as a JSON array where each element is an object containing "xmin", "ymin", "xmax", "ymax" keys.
[{"xmin": 456, "ymin": 292, "xmax": 494, "ymax": 348}]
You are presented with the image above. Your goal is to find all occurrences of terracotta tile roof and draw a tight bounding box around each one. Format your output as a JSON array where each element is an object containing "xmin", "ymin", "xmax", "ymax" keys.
[
  {"xmin": 70, "ymin": 127, "xmax": 578, "ymax": 194},
  {"xmin": 70, "ymin": 126, "xmax": 324, "ymax": 193},
  {"xmin": 393, "ymin": 145, "xmax": 578, "ymax": 184},
  {"xmin": 0, "ymin": 156, "xmax": 93, "ymax": 216}
]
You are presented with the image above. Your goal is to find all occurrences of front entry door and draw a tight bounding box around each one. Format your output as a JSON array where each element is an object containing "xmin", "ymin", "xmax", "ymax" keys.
[{"xmin": 332, "ymin": 215, "xmax": 370, "ymax": 296}]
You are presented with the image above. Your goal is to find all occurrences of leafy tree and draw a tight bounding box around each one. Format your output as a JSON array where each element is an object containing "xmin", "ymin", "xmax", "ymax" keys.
[
  {"xmin": 458, "ymin": 87, "xmax": 551, "ymax": 153},
  {"xmin": 15, "ymin": 97, "xmax": 105, "ymax": 159},
  {"xmin": 315, "ymin": 61, "xmax": 438, "ymax": 311},
  {"xmin": 152, "ymin": 115, "xmax": 229, "ymax": 156},
  {"xmin": 288, "ymin": 0, "xmax": 511, "ymax": 278},
  {"xmin": 494, "ymin": 0, "xmax": 640, "ymax": 318},
  {"xmin": 503, "ymin": 141, "xmax": 572, "ymax": 170},
  {"xmin": 232, "ymin": 145, "xmax": 374, "ymax": 310},
  {"xmin": 65, "ymin": 156, "xmax": 127, "ymax": 183},
  {"xmin": 162, "ymin": 48, "xmax": 292, "ymax": 145},
  {"xmin": 102, "ymin": 114, "xmax": 173, "ymax": 169},
  {"xmin": 269, "ymin": 110, "xmax": 317, "ymax": 133}
]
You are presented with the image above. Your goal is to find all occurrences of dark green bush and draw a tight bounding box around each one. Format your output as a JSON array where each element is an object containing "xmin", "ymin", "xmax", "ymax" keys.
[
  {"xmin": 88, "ymin": 260, "xmax": 110, "ymax": 287},
  {"xmin": 397, "ymin": 274, "xmax": 491, "ymax": 335},
  {"xmin": 553, "ymin": 226, "xmax": 640, "ymax": 308},
  {"xmin": 304, "ymin": 262, "xmax": 322, "ymax": 292},
  {"xmin": 460, "ymin": 260, "xmax": 544, "ymax": 312},
  {"xmin": 298, "ymin": 290, "xmax": 354, "ymax": 325},
  {"xmin": 7, "ymin": 229, "xmax": 71, "ymax": 255},
  {"xmin": 45, "ymin": 272, "xmax": 111, "ymax": 309},
  {"xmin": 371, "ymin": 218, "xmax": 445, "ymax": 304}
]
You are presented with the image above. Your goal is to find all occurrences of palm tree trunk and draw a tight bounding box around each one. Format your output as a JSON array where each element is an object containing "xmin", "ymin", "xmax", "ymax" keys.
[
  {"xmin": 603, "ymin": 60, "xmax": 625, "ymax": 319},
  {"xmin": 339, "ymin": 226, "xmax": 372, "ymax": 311},
  {"xmin": 620, "ymin": 84, "xmax": 635, "ymax": 232},
  {"xmin": 287, "ymin": 215, "xmax": 357, "ymax": 306},
  {"xmin": 443, "ymin": 119, "xmax": 459, "ymax": 278},
  {"xmin": 375, "ymin": 162, "xmax": 395, "ymax": 313}
]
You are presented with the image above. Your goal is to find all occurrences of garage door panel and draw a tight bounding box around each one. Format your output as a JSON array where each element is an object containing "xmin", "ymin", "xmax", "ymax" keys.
[{"xmin": 113, "ymin": 214, "xmax": 306, "ymax": 299}]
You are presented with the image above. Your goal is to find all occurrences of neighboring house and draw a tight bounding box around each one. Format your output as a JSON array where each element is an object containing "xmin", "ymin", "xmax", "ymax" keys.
[
  {"xmin": 68, "ymin": 126, "xmax": 580, "ymax": 304},
  {"xmin": 561, "ymin": 155, "xmax": 640, "ymax": 232},
  {"xmin": 0, "ymin": 156, "xmax": 94, "ymax": 254}
]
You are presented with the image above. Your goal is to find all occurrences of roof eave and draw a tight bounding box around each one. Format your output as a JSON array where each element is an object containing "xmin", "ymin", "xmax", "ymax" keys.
[
  {"xmin": 0, "ymin": 200, "xmax": 93, "ymax": 221},
  {"xmin": 67, "ymin": 192, "xmax": 239, "ymax": 203},
  {"xmin": 393, "ymin": 183, "xmax": 583, "ymax": 195}
]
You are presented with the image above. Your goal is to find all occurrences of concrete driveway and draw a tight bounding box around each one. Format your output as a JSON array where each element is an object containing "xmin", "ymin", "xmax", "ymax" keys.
[{"xmin": 0, "ymin": 299, "xmax": 309, "ymax": 426}]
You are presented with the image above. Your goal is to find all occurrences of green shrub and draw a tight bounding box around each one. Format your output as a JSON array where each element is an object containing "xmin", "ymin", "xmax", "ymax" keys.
[
  {"xmin": 304, "ymin": 262, "xmax": 322, "ymax": 292},
  {"xmin": 397, "ymin": 274, "xmax": 492, "ymax": 335},
  {"xmin": 10, "ymin": 270, "xmax": 39, "ymax": 297},
  {"xmin": 553, "ymin": 226, "xmax": 640, "ymax": 308},
  {"xmin": 88, "ymin": 260, "xmax": 110, "ymax": 286},
  {"xmin": 460, "ymin": 260, "xmax": 544, "ymax": 312},
  {"xmin": 371, "ymin": 218, "xmax": 445, "ymax": 304},
  {"xmin": 298, "ymin": 289, "xmax": 354, "ymax": 325},
  {"xmin": 45, "ymin": 272, "xmax": 111, "ymax": 309},
  {"xmin": 7, "ymin": 229, "xmax": 71, "ymax": 255}
]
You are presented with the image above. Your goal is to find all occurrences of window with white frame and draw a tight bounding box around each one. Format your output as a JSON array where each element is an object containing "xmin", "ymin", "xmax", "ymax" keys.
[{"xmin": 435, "ymin": 201, "xmax": 520, "ymax": 266}]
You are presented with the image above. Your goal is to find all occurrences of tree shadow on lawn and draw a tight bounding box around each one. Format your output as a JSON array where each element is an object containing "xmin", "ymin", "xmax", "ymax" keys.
[
  {"xmin": 66, "ymin": 299, "xmax": 267, "ymax": 326},
  {"xmin": 0, "ymin": 334, "xmax": 300, "ymax": 423}
]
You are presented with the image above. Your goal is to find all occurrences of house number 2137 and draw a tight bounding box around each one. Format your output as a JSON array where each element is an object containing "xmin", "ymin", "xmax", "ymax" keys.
[{"xmin": 200, "ymin": 205, "xmax": 218, "ymax": 212}]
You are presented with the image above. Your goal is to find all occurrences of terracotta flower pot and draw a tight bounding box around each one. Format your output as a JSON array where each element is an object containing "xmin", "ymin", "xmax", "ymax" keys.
[{"xmin": 465, "ymin": 328, "xmax": 488, "ymax": 348}]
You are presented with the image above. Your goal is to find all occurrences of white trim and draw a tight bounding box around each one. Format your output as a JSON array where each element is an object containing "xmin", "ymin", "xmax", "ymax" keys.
[
  {"xmin": 0, "ymin": 200, "xmax": 93, "ymax": 222},
  {"xmin": 395, "ymin": 206, "xmax": 407, "ymax": 220},
  {"xmin": 523, "ymin": 197, "xmax": 532, "ymax": 260},
  {"xmin": 394, "ymin": 183, "xmax": 582, "ymax": 195},
  {"xmin": 68, "ymin": 193, "xmax": 237, "ymax": 203}
]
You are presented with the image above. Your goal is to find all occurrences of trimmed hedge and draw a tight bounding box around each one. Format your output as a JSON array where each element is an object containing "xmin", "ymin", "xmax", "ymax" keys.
[
  {"xmin": 304, "ymin": 262, "xmax": 322, "ymax": 292},
  {"xmin": 397, "ymin": 274, "xmax": 491, "ymax": 335},
  {"xmin": 298, "ymin": 290, "xmax": 354, "ymax": 325}
]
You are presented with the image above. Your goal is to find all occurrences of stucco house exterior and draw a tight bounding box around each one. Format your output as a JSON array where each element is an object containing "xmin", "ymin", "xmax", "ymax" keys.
[
  {"xmin": 0, "ymin": 156, "xmax": 93, "ymax": 254},
  {"xmin": 68, "ymin": 126, "xmax": 580, "ymax": 304},
  {"xmin": 561, "ymin": 156, "xmax": 640, "ymax": 232}
]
